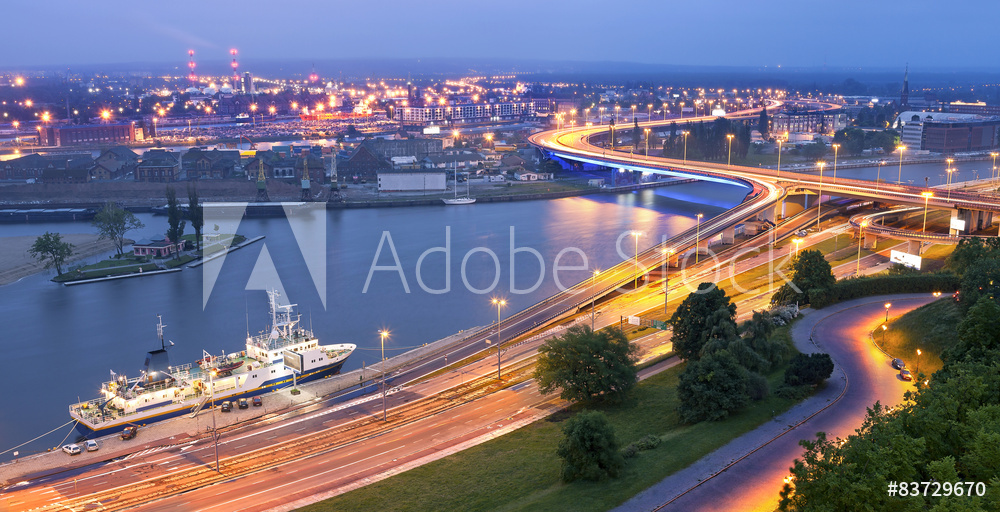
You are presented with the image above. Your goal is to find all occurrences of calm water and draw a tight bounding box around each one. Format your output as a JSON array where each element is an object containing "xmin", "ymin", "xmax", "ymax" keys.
[{"xmin": 0, "ymin": 181, "xmax": 749, "ymax": 459}]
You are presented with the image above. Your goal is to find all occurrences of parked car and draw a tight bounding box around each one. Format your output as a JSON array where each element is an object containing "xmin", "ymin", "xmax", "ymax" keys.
[
  {"xmin": 252, "ymin": 396, "xmax": 262, "ymax": 407},
  {"xmin": 891, "ymin": 358, "xmax": 906, "ymax": 370},
  {"xmin": 221, "ymin": 401, "xmax": 232, "ymax": 412},
  {"xmin": 238, "ymin": 398, "xmax": 249, "ymax": 409},
  {"xmin": 900, "ymin": 369, "xmax": 913, "ymax": 381},
  {"xmin": 121, "ymin": 426, "xmax": 138, "ymax": 440},
  {"xmin": 62, "ymin": 444, "xmax": 82, "ymax": 455},
  {"xmin": 84, "ymin": 440, "xmax": 99, "ymax": 452},
  {"xmin": 796, "ymin": 230, "xmax": 808, "ymax": 237}
]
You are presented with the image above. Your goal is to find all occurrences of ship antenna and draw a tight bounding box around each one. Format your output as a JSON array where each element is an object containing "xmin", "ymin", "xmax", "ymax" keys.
[
  {"xmin": 156, "ymin": 314, "xmax": 167, "ymax": 350},
  {"xmin": 245, "ymin": 296, "xmax": 250, "ymax": 339}
]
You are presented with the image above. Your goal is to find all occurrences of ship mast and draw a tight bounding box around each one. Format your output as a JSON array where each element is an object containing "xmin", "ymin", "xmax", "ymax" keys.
[{"xmin": 156, "ymin": 314, "xmax": 167, "ymax": 350}]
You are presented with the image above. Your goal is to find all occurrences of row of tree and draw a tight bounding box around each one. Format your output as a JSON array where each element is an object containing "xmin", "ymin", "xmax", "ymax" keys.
[
  {"xmin": 28, "ymin": 186, "xmax": 204, "ymax": 275},
  {"xmin": 832, "ymin": 127, "xmax": 900, "ymax": 156}
]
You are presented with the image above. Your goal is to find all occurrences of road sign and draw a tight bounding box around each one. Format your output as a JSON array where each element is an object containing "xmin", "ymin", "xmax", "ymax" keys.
[{"xmin": 628, "ymin": 315, "xmax": 641, "ymax": 325}]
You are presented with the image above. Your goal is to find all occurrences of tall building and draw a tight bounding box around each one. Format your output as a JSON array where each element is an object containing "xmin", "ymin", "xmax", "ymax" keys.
[
  {"xmin": 242, "ymin": 71, "xmax": 254, "ymax": 94},
  {"xmin": 900, "ymin": 65, "xmax": 910, "ymax": 108}
]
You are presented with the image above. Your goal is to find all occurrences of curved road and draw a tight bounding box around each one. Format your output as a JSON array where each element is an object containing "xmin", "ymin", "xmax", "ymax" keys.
[{"xmin": 617, "ymin": 294, "xmax": 938, "ymax": 512}]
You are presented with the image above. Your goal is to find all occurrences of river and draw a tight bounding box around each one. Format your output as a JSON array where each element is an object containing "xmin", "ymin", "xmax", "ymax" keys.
[{"xmin": 0, "ymin": 181, "xmax": 749, "ymax": 460}]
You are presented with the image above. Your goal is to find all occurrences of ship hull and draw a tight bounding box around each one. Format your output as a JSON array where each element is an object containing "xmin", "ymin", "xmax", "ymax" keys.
[{"xmin": 72, "ymin": 358, "xmax": 347, "ymax": 438}]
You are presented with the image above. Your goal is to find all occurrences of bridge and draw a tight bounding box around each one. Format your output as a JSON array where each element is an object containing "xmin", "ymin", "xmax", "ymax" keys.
[{"xmin": 529, "ymin": 105, "xmax": 1000, "ymax": 248}]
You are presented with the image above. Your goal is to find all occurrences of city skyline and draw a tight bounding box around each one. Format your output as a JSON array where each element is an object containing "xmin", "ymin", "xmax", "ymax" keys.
[{"xmin": 4, "ymin": 0, "xmax": 998, "ymax": 70}]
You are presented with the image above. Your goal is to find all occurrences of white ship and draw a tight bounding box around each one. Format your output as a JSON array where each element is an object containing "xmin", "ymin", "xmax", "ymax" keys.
[{"xmin": 69, "ymin": 291, "xmax": 356, "ymax": 437}]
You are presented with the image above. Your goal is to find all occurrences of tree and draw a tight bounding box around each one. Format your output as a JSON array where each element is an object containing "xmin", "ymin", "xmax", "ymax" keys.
[
  {"xmin": 949, "ymin": 237, "xmax": 1000, "ymax": 276},
  {"xmin": 165, "ymin": 186, "xmax": 186, "ymax": 259},
  {"xmin": 187, "ymin": 186, "xmax": 204, "ymax": 251},
  {"xmin": 535, "ymin": 325, "xmax": 639, "ymax": 404},
  {"xmin": 677, "ymin": 350, "xmax": 750, "ymax": 423},
  {"xmin": 945, "ymin": 296, "xmax": 1000, "ymax": 364},
  {"xmin": 801, "ymin": 140, "xmax": 828, "ymax": 159},
  {"xmin": 772, "ymin": 249, "xmax": 835, "ymax": 307},
  {"xmin": 757, "ymin": 106, "xmax": 770, "ymax": 140},
  {"xmin": 669, "ymin": 283, "xmax": 736, "ymax": 361},
  {"xmin": 556, "ymin": 410, "xmax": 624, "ymax": 482},
  {"xmin": 29, "ymin": 232, "xmax": 74, "ymax": 276},
  {"xmin": 833, "ymin": 127, "xmax": 866, "ymax": 156},
  {"xmin": 92, "ymin": 202, "xmax": 144, "ymax": 256},
  {"xmin": 784, "ymin": 353, "xmax": 834, "ymax": 387},
  {"xmin": 958, "ymin": 258, "xmax": 1000, "ymax": 312}
]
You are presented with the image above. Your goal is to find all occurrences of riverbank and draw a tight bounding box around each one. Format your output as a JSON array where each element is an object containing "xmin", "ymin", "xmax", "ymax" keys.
[{"xmin": 0, "ymin": 234, "xmax": 119, "ymax": 286}]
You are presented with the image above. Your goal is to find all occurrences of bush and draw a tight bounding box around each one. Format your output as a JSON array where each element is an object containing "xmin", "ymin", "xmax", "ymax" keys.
[
  {"xmin": 775, "ymin": 384, "xmax": 813, "ymax": 400},
  {"xmin": 636, "ymin": 434, "xmax": 661, "ymax": 450},
  {"xmin": 747, "ymin": 372, "xmax": 771, "ymax": 401},
  {"xmin": 784, "ymin": 353, "xmax": 834, "ymax": 387},
  {"xmin": 621, "ymin": 444, "xmax": 638, "ymax": 459},
  {"xmin": 814, "ymin": 273, "xmax": 960, "ymax": 308},
  {"xmin": 557, "ymin": 411, "xmax": 625, "ymax": 482}
]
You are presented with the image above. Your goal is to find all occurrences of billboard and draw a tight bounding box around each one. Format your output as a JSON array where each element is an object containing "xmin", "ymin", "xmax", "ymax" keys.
[
  {"xmin": 890, "ymin": 250, "xmax": 922, "ymax": 270},
  {"xmin": 282, "ymin": 349, "xmax": 304, "ymax": 373},
  {"xmin": 628, "ymin": 315, "xmax": 641, "ymax": 326},
  {"xmin": 950, "ymin": 217, "xmax": 967, "ymax": 232}
]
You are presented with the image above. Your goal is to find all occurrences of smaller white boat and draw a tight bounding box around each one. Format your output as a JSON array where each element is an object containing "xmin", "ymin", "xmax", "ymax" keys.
[{"xmin": 442, "ymin": 166, "xmax": 475, "ymax": 205}]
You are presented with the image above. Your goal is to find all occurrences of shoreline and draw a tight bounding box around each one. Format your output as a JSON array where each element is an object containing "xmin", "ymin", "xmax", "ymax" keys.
[{"xmin": 0, "ymin": 235, "xmax": 121, "ymax": 287}]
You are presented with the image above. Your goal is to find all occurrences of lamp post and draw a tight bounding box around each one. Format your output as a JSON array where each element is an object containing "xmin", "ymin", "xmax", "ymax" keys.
[
  {"xmin": 832, "ymin": 143, "xmax": 840, "ymax": 182},
  {"xmin": 615, "ymin": 105, "xmax": 620, "ymax": 125},
  {"xmin": 916, "ymin": 348, "xmax": 922, "ymax": 376},
  {"xmin": 881, "ymin": 324, "xmax": 887, "ymax": 347},
  {"xmin": 662, "ymin": 248, "xmax": 674, "ymax": 315},
  {"xmin": 792, "ymin": 238, "xmax": 803, "ymax": 258},
  {"xmin": 816, "ymin": 161, "xmax": 826, "ymax": 230},
  {"xmin": 662, "ymin": 102, "xmax": 668, "ymax": 121},
  {"xmin": 991, "ymin": 152, "xmax": 999, "ymax": 189},
  {"xmin": 599, "ymin": 107, "xmax": 605, "ymax": 125},
  {"xmin": 897, "ymin": 145, "xmax": 906, "ymax": 184},
  {"xmin": 631, "ymin": 231, "xmax": 642, "ymax": 288},
  {"xmin": 875, "ymin": 160, "xmax": 885, "ymax": 192},
  {"xmin": 682, "ymin": 130, "xmax": 689, "ymax": 163},
  {"xmin": 695, "ymin": 213, "xmax": 704, "ymax": 264},
  {"xmin": 856, "ymin": 220, "xmax": 869, "ymax": 275},
  {"xmin": 379, "ymin": 329, "xmax": 389, "ymax": 421},
  {"xmin": 921, "ymin": 192, "xmax": 933, "ymax": 233},
  {"xmin": 776, "ymin": 136, "xmax": 784, "ymax": 178},
  {"xmin": 644, "ymin": 128, "xmax": 651, "ymax": 159},
  {"xmin": 946, "ymin": 168, "xmax": 957, "ymax": 201},
  {"xmin": 726, "ymin": 134, "xmax": 734, "ymax": 169},
  {"xmin": 591, "ymin": 270, "xmax": 600, "ymax": 330},
  {"xmin": 884, "ymin": 302, "xmax": 892, "ymax": 322},
  {"xmin": 647, "ymin": 104, "xmax": 652, "ymax": 123},
  {"xmin": 679, "ymin": 101, "xmax": 684, "ymax": 119},
  {"xmin": 209, "ymin": 369, "xmax": 219, "ymax": 472},
  {"xmin": 491, "ymin": 298, "xmax": 506, "ymax": 380}
]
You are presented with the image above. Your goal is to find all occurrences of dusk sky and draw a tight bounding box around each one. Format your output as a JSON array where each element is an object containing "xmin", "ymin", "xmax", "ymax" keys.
[{"xmin": 4, "ymin": 0, "xmax": 997, "ymax": 70}]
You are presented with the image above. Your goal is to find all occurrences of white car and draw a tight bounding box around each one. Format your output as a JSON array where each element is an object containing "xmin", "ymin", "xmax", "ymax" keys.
[
  {"xmin": 62, "ymin": 444, "xmax": 82, "ymax": 455},
  {"xmin": 84, "ymin": 440, "xmax": 99, "ymax": 452}
]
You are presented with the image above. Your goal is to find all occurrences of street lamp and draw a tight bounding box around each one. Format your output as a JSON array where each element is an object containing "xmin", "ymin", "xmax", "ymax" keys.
[
  {"xmin": 644, "ymin": 128, "xmax": 651, "ymax": 159},
  {"xmin": 662, "ymin": 249, "xmax": 674, "ymax": 315},
  {"xmin": 792, "ymin": 238, "xmax": 803, "ymax": 258},
  {"xmin": 491, "ymin": 298, "xmax": 506, "ymax": 380},
  {"xmin": 379, "ymin": 329, "xmax": 389, "ymax": 421},
  {"xmin": 726, "ymin": 134, "xmax": 735, "ymax": 168},
  {"xmin": 631, "ymin": 231, "xmax": 642, "ymax": 288},
  {"xmin": 615, "ymin": 105, "xmax": 621, "ymax": 125},
  {"xmin": 897, "ymin": 145, "xmax": 906, "ymax": 184},
  {"xmin": 662, "ymin": 102, "xmax": 668, "ymax": 121},
  {"xmin": 946, "ymin": 167, "xmax": 957, "ymax": 201},
  {"xmin": 992, "ymin": 152, "xmax": 999, "ymax": 188},
  {"xmin": 884, "ymin": 302, "xmax": 892, "ymax": 322},
  {"xmin": 209, "ymin": 369, "xmax": 219, "ymax": 472},
  {"xmin": 682, "ymin": 130, "xmax": 689, "ymax": 163},
  {"xmin": 876, "ymin": 160, "xmax": 885, "ymax": 192},
  {"xmin": 599, "ymin": 107, "xmax": 605, "ymax": 125},
  {"xmin": 832, "ymin": 143, "xmax": 840, "ymax": 182},
  {"xmin": 921, "ymin": 192, "xmax": 933, "ymax": 233},
  {"xmin": 856, "ymin": 220, "xmax": 869, "ymax": 275},
  {"xmin": 591, "ymin": 270, "xmax": 600, "ymax": 330},
  {"xmin": 816, "ymin": 161, "xmax": 826, "ymax": 231},
  {"xmin": 647, "ymin": 103, "xmax": 652, "ymax": 123},
  {"xmin": 776, "ymin": 136, "xmax": 784, "ymax": 178},
  {"xmin": 916, "ymin": 348, "xmax": 922, "ymax": 375},
  {"xmin": 695, "ymin": 214, "xmax": 704, "ymax": 264}
]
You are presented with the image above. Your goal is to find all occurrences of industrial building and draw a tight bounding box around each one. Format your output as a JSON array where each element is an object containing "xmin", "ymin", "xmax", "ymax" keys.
[{"xmin": 895, "ymin": 111, "xmax": 1000, "ymax": 153}]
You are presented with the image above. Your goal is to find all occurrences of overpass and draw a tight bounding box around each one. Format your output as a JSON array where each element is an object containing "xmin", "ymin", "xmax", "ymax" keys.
[{"xmin": 529, "ymin": 106, "xmax": 1000, "ymax": 239}]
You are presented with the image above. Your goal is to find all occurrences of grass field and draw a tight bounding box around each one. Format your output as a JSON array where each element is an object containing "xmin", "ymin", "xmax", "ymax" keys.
[
  {"xmin": 876, "ymin": 298, "xmax": 961, "ymax": 377},
  {"xmin": 303, "ymin": 327, "xmax": 801, "ymax": 512}
]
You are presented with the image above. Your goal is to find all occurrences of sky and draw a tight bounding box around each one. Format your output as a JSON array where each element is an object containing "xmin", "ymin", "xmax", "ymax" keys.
[{"xmin": 3, "ymin": 0, "xmax": 998, "ymax": 71}]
